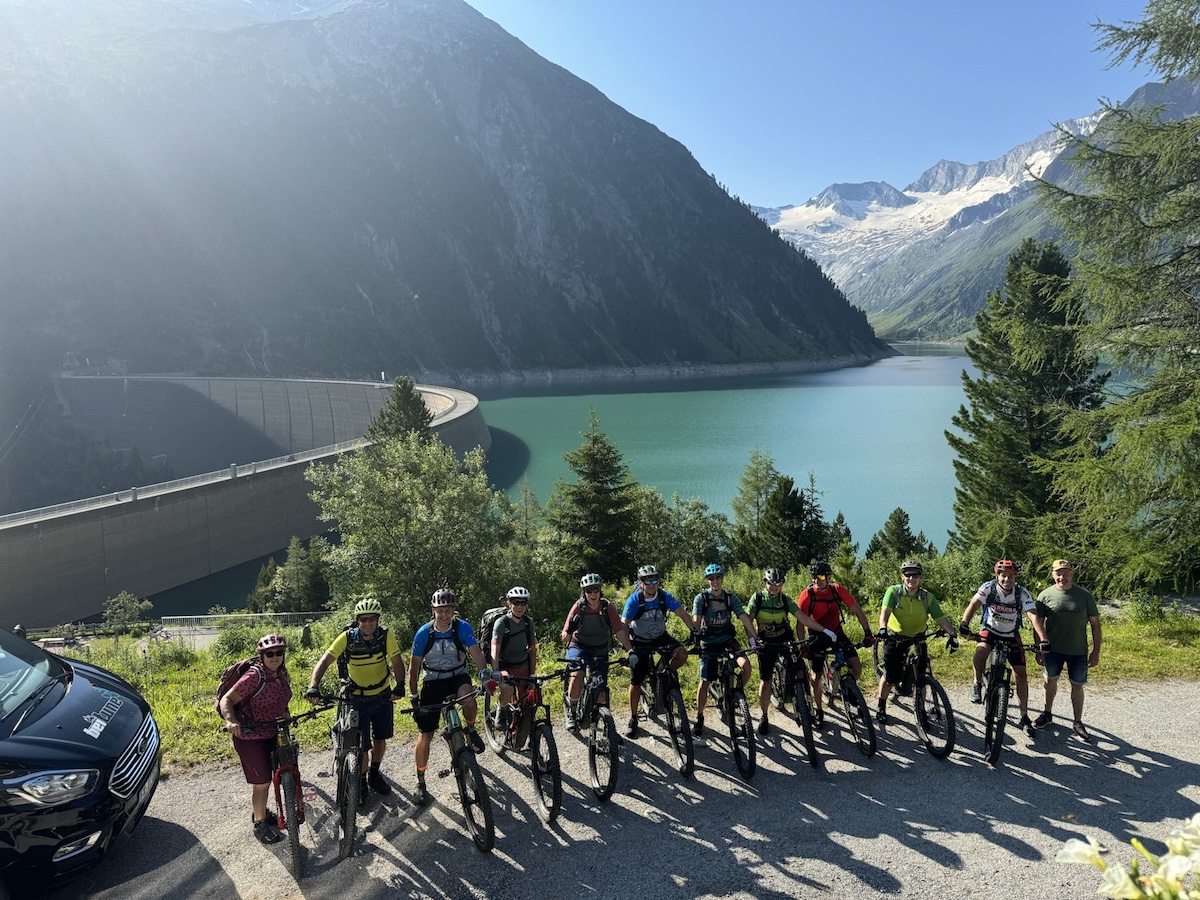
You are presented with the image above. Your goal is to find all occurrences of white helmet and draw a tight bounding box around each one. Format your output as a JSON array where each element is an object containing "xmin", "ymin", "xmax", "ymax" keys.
[
  {"xmin": 506, "ymin": 586, "xmax": 531, "ymax": 602},
  {"xmin": 580, "ymin": 573, "xmax": 603, "ymax": 590}
]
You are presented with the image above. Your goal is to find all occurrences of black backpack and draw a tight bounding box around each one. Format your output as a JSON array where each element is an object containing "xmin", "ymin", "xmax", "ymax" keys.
[
  {"xmin": 566, "ymin": 597, "xmax": 611, "ymax": 637},
  {"xmin": 479, "ymin": 607, "xmax": 534, "ymax": 667},
  {"xmin": 337, "ymin": 623, "xmax": 392, "ymax": 693},
  {"xmin": 419, "ymin": 615, "xmax": 467, "ymax": 658}
]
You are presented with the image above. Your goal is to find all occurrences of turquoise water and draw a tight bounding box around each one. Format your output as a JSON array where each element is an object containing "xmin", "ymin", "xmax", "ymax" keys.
[{"xmin": 478, "ymin": 349, "xmax": 974, "ymax": 551}]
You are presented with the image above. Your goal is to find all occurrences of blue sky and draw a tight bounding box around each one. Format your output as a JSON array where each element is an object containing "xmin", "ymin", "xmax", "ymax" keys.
[{"xmin": 462, "ymin": 1, "xmax": 1155, "ymax": 207}]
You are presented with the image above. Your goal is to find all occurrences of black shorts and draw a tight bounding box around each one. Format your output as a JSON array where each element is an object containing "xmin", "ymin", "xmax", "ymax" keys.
[
  {"xmin": 880, "ymin": 637, "xmax": 916, "ymax": 686},
  {"xmin": 416, "ymin": 672, "xmax": 471, "ymax": 734},
  {"xmin": 354, "ymin": 693, "xmax": 395, "ymax": 748},
  {"xmin": 756, "ymin": 636, "xmax": 793, "ymax": 679},
  {"xmin": 629, "ymin": 634, "xmax": 684, "ymax": 686}
]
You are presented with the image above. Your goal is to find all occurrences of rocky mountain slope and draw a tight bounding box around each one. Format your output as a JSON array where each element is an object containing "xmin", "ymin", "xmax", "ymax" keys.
[{"xmin": 0, "ymin": 0, "xmax": 890, "ymax": 381}]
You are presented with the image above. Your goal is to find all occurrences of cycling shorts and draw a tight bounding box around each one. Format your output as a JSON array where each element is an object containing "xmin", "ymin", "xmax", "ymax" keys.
[
  {"xmin": 415, "ymin": 672, "xmax": 471, "ymax": 734},
  {"xmin": 698, "ymin": 638, "xmax": 743, "ymax": 683},
  {"xmin": 629, "ymin": 634, "xmax": 684, "ymax": 686},
  {"xmin": 1042, "ymin": 650, "xmax": 1088, "ymax": 685},
  {"xmin": 756, "ymin": 635, "xmax": 792, "ymax": 679},
  {"xmin": 979, "ymin": 629, "xmax": 1027, "ymax": 668},
  {"xmin": 806, "ymin": 633, "xmax": 856, "ymax": 667},
  {"xmin": 354, "ymin": 692, "xmax": 395, "ymax": 749},
  {"xmin": 232, "ymin": 734, "xmax": 273, "ymax": 784},
  {"xmin": 880, "ymin": 636, "xmax": 916, "ymax": 686},
  {"xmin": 566, "ymin": 645, "xmax": 610, "ymax": 678}
]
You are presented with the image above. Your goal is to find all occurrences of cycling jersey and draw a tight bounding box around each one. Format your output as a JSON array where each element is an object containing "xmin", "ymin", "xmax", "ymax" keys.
[
  {"xmin": 693, "ymin": 589, "xmax": 746, "ymax": 647},
  {"xmin": 411, "ymin": 619, "xmax": 479, "ymax": 680},
  {"xmin": 881, "ymin": 585, "xmax": 945, "ymax": 637},
  {"xmin": 325, "ymin": 627, "xmax": 402, "ymax": 698},
  {"xmin": 747, "ymin": 589, "xmax": 797, "ymax": 640},
  {"xmin": 971, "ymin": 580, "xmax": 1035, "ymax": 636},
  {"xmin": 622, "ymin": 588, "xmax": 683, "ymax": 641}
]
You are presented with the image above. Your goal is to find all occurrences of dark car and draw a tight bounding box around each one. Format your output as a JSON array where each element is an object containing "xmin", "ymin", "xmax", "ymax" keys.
[{"xmin": 0, "ymin": 628, "xmax": 161, "ymax": 896}]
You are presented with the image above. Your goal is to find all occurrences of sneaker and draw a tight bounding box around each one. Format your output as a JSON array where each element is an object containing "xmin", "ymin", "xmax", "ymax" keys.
[
  {"xmin": 693, "ymin": 714, "xmax": 705, "ymax": 736},
  {"xmin": 253, "ymin": 816, "xmax": 283, "ymax": 844},
  {"xmin": 812, "ymin": 708, "xmax": 824, "ymax": 727},
  {"xmin": 875, "ymin": 701, "xmax": 888, "ymax": 725},
  {"xmin": 757, "ymin": 718, "xmax": 770, "ymax": 736},
  {"xmin": 1033, "ymin": 710, "xmax": 1053, "ymax": 729},
  {"xmin": 1072, "ymin": 721, "xmax": 1092, "ymax": 743},
  {"xmin": 466, "ymin": 725, "xmax": 485, "ymax": 754},
  {"xmin": 565, "ymin": 710, "xmax": 579, "ymax": 733},
  {"xmin": 1020, "ymin": 715, "xmax": 1035, "ymax": 739},
  {"xmin": 970, "ymin": 681, "xmax": 983, "ymax": 704},
  {"xmin": 625, "ymin": 715, "xmax": 639, "ymax": 738},
  {"xmin": 368, "ymin": 767, "xmax": 392, "ymax": 795},
  {"xmin": 413, "ymin": 783, "xmax": 430, "ymax": 807}
]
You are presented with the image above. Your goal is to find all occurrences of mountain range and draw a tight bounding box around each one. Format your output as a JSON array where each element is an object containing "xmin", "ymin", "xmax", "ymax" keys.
[
  {"xmin": 756, "ymin": 79, "xmax": 1200, "ymax": 340},
  {"xmin": 0, "ymin": 0, "xmax": 890, "ymax": 382}
]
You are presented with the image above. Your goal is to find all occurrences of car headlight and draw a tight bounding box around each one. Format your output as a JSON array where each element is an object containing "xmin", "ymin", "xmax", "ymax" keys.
[{"xmin": 1, "ymin": 770, "xmax": 100, "ymax": 807}]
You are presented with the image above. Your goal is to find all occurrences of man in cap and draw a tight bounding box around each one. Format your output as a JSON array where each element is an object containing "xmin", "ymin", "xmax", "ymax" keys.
[{"xmin": 1032, "ymin": 559, "xmax": 1102, "ymax": 742}]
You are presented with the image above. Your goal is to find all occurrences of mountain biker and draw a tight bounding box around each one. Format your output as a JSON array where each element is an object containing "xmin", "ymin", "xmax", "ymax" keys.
[
  {"xmin": 621, "ymin": 564, "xmax": 698, "ymax": 738},
  {"xmin": 796, "ymin": 559, "xmax": 875, "ymax": 726},
  {"xmin": 959, "ymin": 559, "xmax": 1046, "ymax": 739},
  {"xmin": 875, "ymin": 560, "xmax": 958, "ymax": 724},
  {"xmin": 560, "ymin": 573, "xmax": 632, "ymax": 732},
  {"xmin": 220, "ymin": 633, "xmax": 292, "ymax": 844},
  {"xmin": 747, "ymin": 566, "xmax": 836, "ymax": 734},
  {"xmin": 305, "ymin": 595, "xmax": 406, "ymax": 798},
  {"xmin": 1032, "ymin": 559, "xmax": 1102, "ymax": 743},
  {"xmin": 693, "ymin": 563, "xmax": 757, "ymax": 737},
  {"xmin": 492, "ymin": 586, "xmax": 538, "ymax": 714},
  {"xmin": 408, "ymin": 587, "xmax": 492, "ymax": 806}
]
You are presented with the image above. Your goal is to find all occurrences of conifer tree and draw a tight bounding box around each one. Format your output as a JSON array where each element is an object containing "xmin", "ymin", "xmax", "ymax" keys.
[
  {"xmin": 755, "ymin": 475, "xmax": 829, "ymax": 574},
  {"xmin": 945, "ymin": 239, "xmax": 1106, "ymax": 566},
  {"xmin": 366, "ymin": 376, "xmax": 432, "ymax": 443},
  {"xmin": 542, "ymin": 409, "xmax": 638, "ymax": 582},
  {"xmin": 1035, "ymin": 4, "xmax": 1200, "ymax": 591},
  {"xmin": 731, "ymin": 447, "xmax": 779, "ymax": 565},
  {"xmin": 865, "ymin": 507, "xmax": 926, "ymax": 560}
]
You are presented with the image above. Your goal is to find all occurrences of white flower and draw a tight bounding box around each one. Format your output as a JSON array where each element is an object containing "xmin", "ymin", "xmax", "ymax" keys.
[
  {"xmin": 1097, "ymin": 865, "xmax": 1144, "ymax": 899},
  {"xmin": 1058, "ymin": 836, "xmax": 1108, "ymax": 870}
]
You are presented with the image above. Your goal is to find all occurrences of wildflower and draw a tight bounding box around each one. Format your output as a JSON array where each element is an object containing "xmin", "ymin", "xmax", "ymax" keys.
[
  {"xmin": 1057, "ymin": 835, "xmax": 1108, "ymax": 871},
  {"xmin": 1097, "ymin": 865, "xmax": 1143, "ymax": 899}
]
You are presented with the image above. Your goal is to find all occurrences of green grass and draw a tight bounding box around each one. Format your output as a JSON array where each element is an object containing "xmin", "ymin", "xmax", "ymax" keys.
[{"xmin": 61, "ymin": 610, "xmax": 1200, "ymax": 771}]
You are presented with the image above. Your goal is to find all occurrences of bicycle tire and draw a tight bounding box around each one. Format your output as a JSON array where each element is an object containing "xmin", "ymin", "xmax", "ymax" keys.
[
  {"xmin": 453, "ymin": 750, "xmax": 495, "ymax": 853},
  {"xmin": 730, "ymin": 691, "xmax": 757, "ymax": 781},
  {"xmin": 792, "ymin": 684, "xmax": 819, "ymax": 769},
  {"xmin": 770, "ymin": 661, "xmax": 788, "ymax": 712},
  {"xmin": 529, "ymin": 723, "xmax": 562, "ymax": 824},
  {"xmin": 914, "ymin": 677, "xmax": 956, "ymax": 759},
  {"xmin": 279, "ymin": 770, "xmax": 303, "ymax": 879},
  {"xmin": 589, "ymin": 706, "xmax": 620, "ymax": 801},
  {"xmin": 663, "ymin": 687, "xmax": 695, "ymax": 778},
  {"xmin": 482, "ymin": 690, "xmax": 507, "ymax": 754},
  {"xmin": 985, "ymin": 681, "xmax": 1010, "ymax": 767},
  {"xmin": 872, "ymin": 640, "xmax": 884, "ymax": 680},
  {"xmin": 337, "ymin": 752, "xmax": 359, "ymax": 860},
  {"xmin": 841, "ymin": 677, "xmax": 877, "ymax": 759}
]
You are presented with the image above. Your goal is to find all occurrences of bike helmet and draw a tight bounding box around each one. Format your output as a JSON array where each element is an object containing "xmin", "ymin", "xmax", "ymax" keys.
[
  {"xmin": 353, "ymin": 595, "xmax": 383, "ymax": 618},
  {"xmin": 763, "ymin": 567, "xmax": 784, "ymax": 584},
  {"xmin": 506, "ymin": 586, "xmax": 531, "ymax": 602},
  {"xmin": 704, "ymin": 563, "xmax": 724, "ymax": 578},
  {"xmin": 580, "ymin": 573, "xmax": 603, "ymax": 590},
  {"xmin": 12, "ymin": 624, "xmax": 26, "ymax": 638},
  {"xmin": 257, "ymin": 633, "xmax": 287, "ymax": 653},
  {"xmin": 900, "ymin": 560, "xmax": 923, "ymax": 576},
  {"xmin": 994, "ymin": 559, "xmax": 1019, "ymax": 575},
  {"xmin": 809, "ymin": 559, "xmax": 833, "ymax": 578},
  {"xmin": 637, "ymin": 564, "xmax": 659, "ymax": 579},
  {"xmin": 432, "ymin": 587, "xmax": 457, "ymax": 607}
]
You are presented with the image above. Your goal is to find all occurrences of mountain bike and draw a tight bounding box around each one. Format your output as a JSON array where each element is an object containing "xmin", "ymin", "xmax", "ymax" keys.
[
  {"xmin": 873, "ymin": 630, "xmax": 957, "ymax": 759},
  {"xmin": 316, "ymin": 682, "xmax": 366, "ymax": 860},
  {"xmin": 483, "ymin": 671, "xmax": 565, "ymax": 823},
  {"xmin": 561, "ymin": 655, "xmax": 627, "ymax": 801},
  {"xmin": 247, "ymin": 703, "xmax": 334, "ymax": 879},
  {"xmin": 767, "ymin": 638, "xmax": 818, "ymax": 769},
  {"xmin": 405, "ymin": 688, "xmax": 495, "ymax": 852},
  {"xmin": 818, "ymin": 639, "xmax": 876, "ymax": 759},
  {"xmin": 636, "ymin": 643, "xmax": 694, "ymax": 778},
  {"xmin": 696, "ymin": 644, "xmax": 756, "ymax": 781},
  {"xmin": 964, "ymin": 630, "xmax": 1037, "ymax": 767}
]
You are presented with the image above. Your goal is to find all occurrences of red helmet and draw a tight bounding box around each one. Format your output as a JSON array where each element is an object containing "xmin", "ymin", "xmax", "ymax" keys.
[
  {"xmin": 994, "ymin": 560, "xmax": 1019, "ymax": 575},
  {"xmin": 257, "ymin": 633, "xmax": 287, "ymax": 653}
]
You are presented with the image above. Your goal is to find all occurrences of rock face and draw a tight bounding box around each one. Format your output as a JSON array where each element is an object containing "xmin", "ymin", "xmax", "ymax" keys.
[
  {"xmin": 760, "ymin": 79, "xmax": 1200, "ymax": 340},
  {"xmin": 0, "ymin": 0, "xmax": 890, "ymax": 380}
]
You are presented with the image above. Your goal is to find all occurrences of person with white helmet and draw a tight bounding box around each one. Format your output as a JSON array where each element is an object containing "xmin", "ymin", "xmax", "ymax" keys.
[
  {"xmin": 692, "ymin": 563, "xmax": 757, "ymax": 737},
  {"xmin": 560, "ymin": 574, "xmax": 632, "ymax": 731},
  {"xmin": 492, "ymin": 586, "xmax": 538, "ymax": 711}
]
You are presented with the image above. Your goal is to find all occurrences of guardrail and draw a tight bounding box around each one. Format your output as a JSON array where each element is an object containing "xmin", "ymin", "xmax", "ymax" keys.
[{"xmin": 161, "ymin": 611, "xmax": 335, "ymax": 630}]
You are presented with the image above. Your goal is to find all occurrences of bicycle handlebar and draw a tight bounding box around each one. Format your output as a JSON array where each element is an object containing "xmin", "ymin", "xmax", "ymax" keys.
[{"xmin": 401, "ymin": 686, "xmax": 485, "ymax": 717}]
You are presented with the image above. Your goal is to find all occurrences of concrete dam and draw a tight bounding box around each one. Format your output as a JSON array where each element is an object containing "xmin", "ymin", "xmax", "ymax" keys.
[{"xmin": 0, "ymin": 377, "xmax": 491, "ymax": 628}]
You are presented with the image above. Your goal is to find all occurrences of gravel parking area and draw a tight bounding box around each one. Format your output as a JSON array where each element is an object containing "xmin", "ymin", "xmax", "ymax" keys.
[{"xmin": 43, "ymin": 681, "xmax": 1200, "ymax": 900}]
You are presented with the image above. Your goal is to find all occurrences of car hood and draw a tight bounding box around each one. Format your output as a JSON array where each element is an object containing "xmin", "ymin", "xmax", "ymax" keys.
[{"xmin": 0, "ymin": 660, "xmax": 150, "ymax": 772}]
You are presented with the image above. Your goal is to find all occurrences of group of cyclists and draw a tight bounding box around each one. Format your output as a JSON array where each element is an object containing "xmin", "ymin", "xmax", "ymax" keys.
[{"xmin": 224, "ymin": 554, "xmax": 1099, "ymax": 847}]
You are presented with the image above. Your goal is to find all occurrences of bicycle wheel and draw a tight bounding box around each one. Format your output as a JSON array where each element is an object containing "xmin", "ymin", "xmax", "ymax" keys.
[
  {"xmin": 588, "ymin": 706, "xmax": 620, "ymax": 801},
  {"xmin": 453, "ymin": 750, "xmax": 495, "ymax": 853},
  {"xmin": 337, "ymin": 752, "xmax": 359, "ymax": 860},
  {"xmin": 914, "ymin": 677, "xmax": 956, "ymax": 759},
  {"xmin": 841, "ymin": 678, "xmax": 877, "ymax": 759},
  {"xmin": 872, "ymin": 641, "xmax": 884, "ymax": 679},
  {"xmin": 791, "ymin": 684, "xmax": 819, "ymax": 769},
  {"xmin": 770, "ymin": 661, "xmax": 788, "ymax": 712},
  {"xmin": 529, "ymin": 723, "xmax": 562, "ymax": 824},
  {"xmin": 984, "ymin": 681, "xmax": 1010, "ymax": 767},
  {"xmin": 482, "ymin": 690, "xmax": 507, "ymax": 754},
  {"xmin": 730, "ymin": 691, "xmax": 757, "ymax": 781},
  {"xmin": 279, "ymin": 770, "xmax": 303, "ymax": 878},
  {"xmin": 663, "ymin": 687, "xmax": 695, "ymax": 778}
]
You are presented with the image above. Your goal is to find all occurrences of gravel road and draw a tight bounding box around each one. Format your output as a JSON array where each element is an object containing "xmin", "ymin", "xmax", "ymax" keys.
[{"xmin": 42, "ymin": 681, "xmax": 1200, "ymax": 900}]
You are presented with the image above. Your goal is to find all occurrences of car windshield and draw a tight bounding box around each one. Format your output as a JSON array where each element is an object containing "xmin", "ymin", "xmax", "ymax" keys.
[{"xmin": 0, "ymin": 628, "xmax": 67, "ymax": 721}]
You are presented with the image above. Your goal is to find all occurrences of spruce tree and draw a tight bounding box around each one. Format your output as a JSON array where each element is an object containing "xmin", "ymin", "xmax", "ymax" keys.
[
  {"xmin": 731, "ymin": 446, "xmax": 779, "ymax": 565},
  {"xmin": 542, "ymin": 409, "xmax": 638, "ymax": 582},
  {"xmin": 1035, "ymin": 5, "xmax": 1200, "ymax": 591},
  {"xmin": 945, "ymin": 239, "xmax": 1106, "ymax": 566},
  {"xmin": 755, "ymin": 475, "xmax": 829, "ymax": 574},
  {"xmin": 366, "ymin": 376, "xmax": 433, "ymax": 443},
  {"xmin": 865, "ymin": 507, "xmax": 923, "ymax": 561}
]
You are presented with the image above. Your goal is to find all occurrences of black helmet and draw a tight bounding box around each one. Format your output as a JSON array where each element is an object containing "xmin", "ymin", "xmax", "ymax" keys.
[
  {"xmin": 763, "ymin": 568, "xmax": 784, "ymax": 584},
  {"xmin": 809, "ymin": 560, "xmax": 833, "ymax": 577}
]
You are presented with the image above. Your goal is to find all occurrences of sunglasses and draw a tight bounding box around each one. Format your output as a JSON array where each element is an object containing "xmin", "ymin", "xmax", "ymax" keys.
[
  {"xmin": 583, "ymin": 587, "xmax": 601, "ymax": 594},
  {"xmin": 641, "ymin": 578, "xmax": 659, "ymax": 585},
  {"xmin": 706, "ymin": 574, "xmax": 723, "ymax": 580},
  {"xmin": 510, "ymin": 600, "xmax": 529, "ymax": 606},
  {"xmin": 765, "ymin": 580, "xmax": 783, "ymax": 586},
  {"xmin": 262, "ymin": 650, "xmax": 285, "ymax": 658},
  {"xmin": 902, "ymin": 572, "xmax": 922, "ymax": 578}
]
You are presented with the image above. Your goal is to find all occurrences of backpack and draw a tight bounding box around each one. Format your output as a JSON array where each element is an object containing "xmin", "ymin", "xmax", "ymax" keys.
[
  {"xmin": 419, "ymin": 615, "xmax": 467, "ymax": 659},
  {"xmin": 887, "ymin": 584, "xmax": 930, "ymax": 617},
  {"xmin": 799, "ymin": 583, "xmax": 849, "ymax": 625},
  {"xmin": 336, "ymin": 623, "xmax": 392, "ymax": 693},
  {"xmin": 982, "ymin": 580, "xmax": 1027, "ymax": 629},
  {"xmin": 630, "ymin": 589, "xmax": 665, "ymax": 620},
  {"xmin": 566, "ymin": 597, "xmax": 611, "ymax": 637},
  {"xmin": 478, "ymin": 606, "xmax": 534, "ymax": 667},
  {"xmin": 215, "ymin": 658, "xmax": 267, "ymax": 725}
]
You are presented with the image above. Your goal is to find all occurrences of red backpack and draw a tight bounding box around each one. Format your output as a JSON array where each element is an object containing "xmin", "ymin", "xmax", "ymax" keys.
[{"xmin": 215, "ymin": 658, "xmax": 266, "ymax": 725}]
